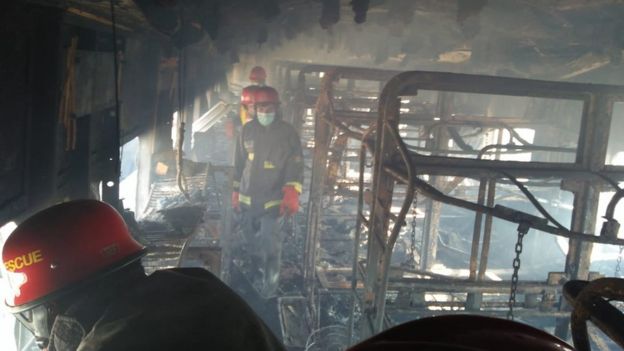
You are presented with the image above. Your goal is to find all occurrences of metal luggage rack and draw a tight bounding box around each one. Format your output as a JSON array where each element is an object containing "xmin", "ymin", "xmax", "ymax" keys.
[
  {"xmin": 356, "ymin": 71, "xmax": 624, "ymax": 341},
  {"xmin": 279, "ymin": 63, "xmax": 624, "ymax": 348}
]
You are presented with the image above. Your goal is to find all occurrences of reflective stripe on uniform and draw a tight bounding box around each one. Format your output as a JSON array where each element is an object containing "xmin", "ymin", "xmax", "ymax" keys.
[
  {"xmin": 286, "ymin": 181, "xmax": 303, "ymax": 194},
  {"xmin": 264, "ymin": 161, "xmax": 276, "ymax": 169},
  {"xmin": 264, "ymin": 200, "xmax": 281, "ymax": 209},
  {"xmin": 239, "ymin": 194, "xmax": 251, "ymax": 205},
  {"xmin": 248, "ymin": 153, "xmax": 254, "ymax": 161}
]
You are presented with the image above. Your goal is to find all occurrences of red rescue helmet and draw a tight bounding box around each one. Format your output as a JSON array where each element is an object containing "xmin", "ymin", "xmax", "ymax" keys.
[
  {"xmin": 240, "ymin": 85, "xmax": 259, "ymax": 106},
  {"xmin": 347, "ymin": 315, "xmax": 574, "ymax": 351},
  {"xmin": 249, "ymin": 66, "xmax": 267, "ymax": 83},
  {"xmin": 2, "ymin": 199, "xmax": 146, "ymax": 311},
  {"xmin": 253, "ymin": 86, "xmax": 280, "ymax": 106}
]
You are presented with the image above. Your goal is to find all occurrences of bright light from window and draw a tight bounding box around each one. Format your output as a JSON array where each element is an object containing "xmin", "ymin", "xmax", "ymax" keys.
[
  {"xmin": 611, "ymin": 151, "xmax": 624, "ymax": 166},
  {"xmin": 0, "ymin": 222, "xmax": 16, "ymax": 241},
  {"xmin": 0, "ymin": 221, "xmax": 18, "ymax": 351},
  {"xmin": 500, "ymin": 128, "xmax": 536, "ymax": 162}
]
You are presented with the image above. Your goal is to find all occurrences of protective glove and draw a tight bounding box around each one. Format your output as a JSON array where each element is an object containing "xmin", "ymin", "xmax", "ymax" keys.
[
  {"xmin": 280, "ymin": 186, "xmax": 299, "ymax": 216},
  {"xmin": 232, "ymin": 191, "xmax": 240, "ymax": 211},
  {"xmin": 224, "ymin": 118, "xmax": 235, "ymax": 139}
]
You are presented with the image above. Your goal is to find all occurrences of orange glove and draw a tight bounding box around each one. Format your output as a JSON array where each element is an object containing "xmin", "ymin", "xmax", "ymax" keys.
[
  {"xmin": 224, "ymin": 118, "xmax": 235, "ymax": 139},
  {"xmin": 232, "ymin": 191, "xmax": 240, "ymax": 211},
  {"xmin": 280, "ymin": 186, "xmax": 299, "ymax": 216}
]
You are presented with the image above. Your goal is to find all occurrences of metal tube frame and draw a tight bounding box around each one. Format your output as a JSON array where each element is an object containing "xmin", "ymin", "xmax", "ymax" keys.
[{"xmin": 365, "ymin": 71, "xmax": 624, "ymax": 336}]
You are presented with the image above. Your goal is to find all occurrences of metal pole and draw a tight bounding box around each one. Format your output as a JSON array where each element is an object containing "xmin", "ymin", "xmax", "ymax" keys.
[
  {"xmin": 347, "ymin": 143, "xmax": 368, "ymax": 344},
  {"xmin": 556, "ymin": 94, "xmax": 613, "ymax": 338}
]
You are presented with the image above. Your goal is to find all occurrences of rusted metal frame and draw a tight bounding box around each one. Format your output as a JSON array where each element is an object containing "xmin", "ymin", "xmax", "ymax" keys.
[
  {"xmin": 383, "ymin": 165, "xmax": 624, "ymax": 245},
  {"xmin": 383, "ymin": 71, "xmax": 624, "ymax": 100},
  {"xmin": 384, "ymin": 308, "xmax": 570, "ymax": 319},
  {"xmin": 363, "ymin": 190, "xmax": 407, "ymax": 226},
  {"xmin": 477, "ymin": 179, "xmax": 497, "ymax": 281},
  {"xmin": 469, "ymin": 179, "xmax": 487, "ymax": 282},
  {"xmin": 563, "ymin": 278, "xmax": 624, "ymax": 351},
  {"xmin": 425, "ymin": 120, "xmax": 532, "ymax": 146},
  {"xmin": 477, "ymin": 144, "xmax": 576, "ymax": 159},
  {"xmin": 290, "ymin": 66, "xmax": 401, "ymax": 337},
  {"xmin": 295, "ymin": 64, "xmax": 400, "ymax": 112},
  {"xmin": 420, "ymin": 93, "xmax": 452, "ymax": 270},
  {"xmin": 376, "ymin": 72, "xmax": 623, "ymax": 241},
  {"xmin": 303, "ymin": 73, "xmax": 337, "ymax": 328},
  {"xmin": 301, "ymin": 66, "xmax": 380, "ymax": 331},
  {"xmin": 362, "ymin": 93, "xmax": 396, "ymax": 335},
  {"xmin": 387, "ymin": 277, "xmax": 561, "ymax": 294},
  {"xmin": 333, "ymin": 110, "xmax": 558, "ymax": 128},
  {"xmin": 420, "ymin": 199, "xmax": 441, "ymax": 270},
  {"xmin": 323, "ymin": 115, "xmax": 365, "ymax": 141},
  {"xmin": 299, "ymin": 70, "xmax": 372, "ymax": 288},
  {"xmin": 326, "ymin": 133, "xmax": 350, "ymax": 196},
  {"xmin": 468, "ymin": 130, "xmax": 504, "ymax": 310},
  {"xmin": 362, "ymin": 71, "xmax": 624, "ymax": 335},
  {"xmin": 402, "ymin": 154, "xmax": 624, "ymax": 180},
  {"xmin": 404, "ymin": 145, "xmax": 577, "ymax": 161},
  {"xmin": 387, "ymin": 300, "xmax": 558, "ymax": 310},
  {"xmin": 556, "ymin": 94, "xmax": 615, "ymax": 338},
  {"xmin": 332, "ymin": 96, "xmax": 380, "ymax": 110},
  {"xmin": 368, "ymin": 94, "xmax": 417, "ymax": 333},
  {"xmin": 348, "ymin": 142, "xmax": 369, "ymax": 344},
  {"xmin": 605, "ymin": 188, "xmax": 624, "ymax": 220}
]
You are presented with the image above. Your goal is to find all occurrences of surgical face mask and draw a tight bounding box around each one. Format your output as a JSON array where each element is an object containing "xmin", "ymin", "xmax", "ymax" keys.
[{"xmin": 257, "ymin": 112, "xmax": 275, "ymax": 126}]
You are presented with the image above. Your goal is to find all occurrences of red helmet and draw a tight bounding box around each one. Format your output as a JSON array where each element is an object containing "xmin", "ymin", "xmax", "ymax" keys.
[
  {"xmin": 347, "ymin": 315, "xmax": 574, "ymax": 351},
  {"xmin": 2, "ymin": 199, "xmax": 145, "ymax": 311},
  {"xmin": 240, "ymin": 85, "xmax": 259, "ymax": 106},
  {"xmin": 254, "ymin": 86, "xmax": 280, "ymax": 105},
  {"xmin": 249, "ymin": 66, "xmax": 267, "ymax": 83}
]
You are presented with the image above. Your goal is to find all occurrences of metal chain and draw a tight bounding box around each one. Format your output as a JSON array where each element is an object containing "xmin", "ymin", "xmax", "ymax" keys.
[
  {"xmin": 508, "ymin": 223, "xmax": 530, "ymax": 320},
  {"xmin": 405, "ymin": 197, "xmax": 419, "ymax": 268},
  {"xmin": 615, "ymin": 246, "xmax": 624, "ymax": 277}
]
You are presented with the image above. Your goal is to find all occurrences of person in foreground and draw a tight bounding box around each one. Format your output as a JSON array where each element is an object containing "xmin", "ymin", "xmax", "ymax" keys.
[{"xmin": 1, "ymin": 199, "xmax": 286, "ymax": 351}]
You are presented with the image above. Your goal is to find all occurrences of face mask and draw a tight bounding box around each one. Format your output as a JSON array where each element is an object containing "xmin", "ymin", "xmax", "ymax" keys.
[{"xmin": 257, "ymin": 112, "xmax": 275, "ymax": 126}]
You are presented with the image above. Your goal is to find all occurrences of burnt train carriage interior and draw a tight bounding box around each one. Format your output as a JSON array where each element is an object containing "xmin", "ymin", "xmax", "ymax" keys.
[{"xmin": 2, "ymin": 1, "xmax": 624, "ymax": 350}]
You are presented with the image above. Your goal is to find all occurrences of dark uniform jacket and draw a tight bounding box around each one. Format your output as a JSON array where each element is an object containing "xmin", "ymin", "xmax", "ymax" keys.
[
  {"xmin": 47, "ymin": 268, "xmax": 285, "ymax": 351},
  {"xmin": 233, "ymin": 118, "xmax": 303, "ymax": 217}
]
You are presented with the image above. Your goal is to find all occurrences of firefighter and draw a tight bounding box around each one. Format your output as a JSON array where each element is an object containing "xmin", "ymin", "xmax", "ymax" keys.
[
  {"xmin": 248, "ymin": 66, "xmax": 267, "ymax": 86},
  {"xmin": 1, "ymin": 200, "xmax": 285, "ymax": 351},
  {"xmin": 239, "ymin": 66, "xmax": 268, "ymax": 125},
  {"xmin": 226, "ymin": 66, "xmax": 268, "ymax": 138},
  {"xmin": 232, "ymin": 86, "xmax": 303, "ymax": 298},
  {"xmin": 239, "ymin": 85, "xmax": 259, "ymax": 126}
]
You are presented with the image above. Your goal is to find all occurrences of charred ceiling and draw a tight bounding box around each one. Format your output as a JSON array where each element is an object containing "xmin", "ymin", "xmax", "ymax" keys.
[{"xmin": 25, "ymin": 1, "xmax": 624, "ymax": 80}]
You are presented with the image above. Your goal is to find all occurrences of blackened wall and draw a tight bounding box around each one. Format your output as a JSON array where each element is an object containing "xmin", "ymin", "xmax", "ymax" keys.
[{"xmin": 0, "ymin": 3, "xmax": 64, "ymax": 224}]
